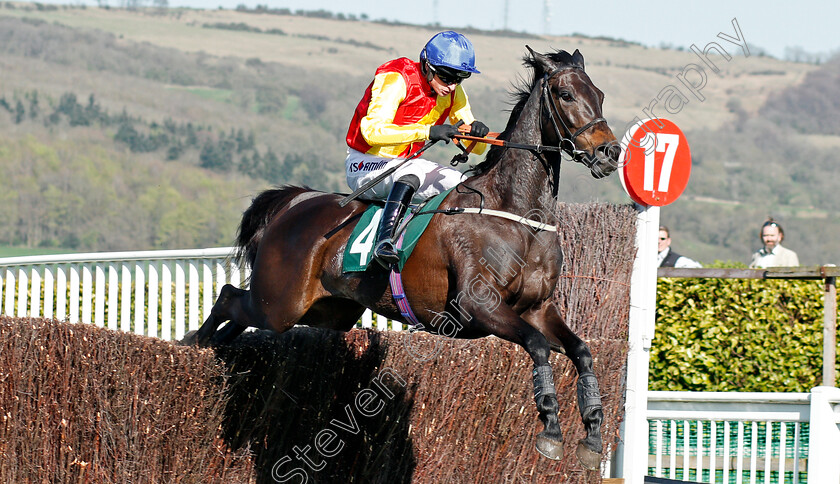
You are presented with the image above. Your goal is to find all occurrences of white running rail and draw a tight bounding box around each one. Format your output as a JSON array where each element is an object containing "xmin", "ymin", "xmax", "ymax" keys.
[
  {"xmin": 0, "ymin": 247, "xmax": 404, "ymax": 340},
  {"xmin": 645, "ymin": 389, "xmax": 840, "ymax": 483},
  {"xmin": 647, "ymin": 391, "xmax": 811, "ymax": 483}
]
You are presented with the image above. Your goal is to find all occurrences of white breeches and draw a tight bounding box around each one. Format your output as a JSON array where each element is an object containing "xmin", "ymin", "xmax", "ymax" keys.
[{"xmin": 345, "ymin": 148, "xmax": 466, "ymax": 203}]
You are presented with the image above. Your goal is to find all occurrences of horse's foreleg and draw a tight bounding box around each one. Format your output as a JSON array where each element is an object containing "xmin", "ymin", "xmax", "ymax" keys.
[
  {"xmin": 210, "ymin": 321, "xmax": 248, "ymax": 346},
  {"xmin": 574, "ymin": 369, "xmax": 603, "ymax": 469},
  {"xmin": 541, "ymin": 304, "xmax": 604, "ymax": 469},
  {"xmin": 524, "ymin": 330, "xmax": 566, "ymax": 461},
  {"xmin": 194, "ymin": 284, "xmax": 247, "ymax": 347},
  {"xmin": 469, "ymin": 304, "xmax": 565, "ymax": 460}
]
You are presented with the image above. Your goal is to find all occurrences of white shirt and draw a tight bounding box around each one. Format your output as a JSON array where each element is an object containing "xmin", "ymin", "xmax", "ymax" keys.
[{"xmin": 657, "ymin": 247, "xmax": 703, "ymax": 268}]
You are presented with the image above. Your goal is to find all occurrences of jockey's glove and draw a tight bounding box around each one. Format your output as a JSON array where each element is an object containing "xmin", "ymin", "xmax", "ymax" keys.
[
  {"xmin": 429, "ymin": 124, "xmax": 460, "ymax": 143},
  {"xmin": 469, "ymin": 120, "xmax": 490, "ymax": 138}
]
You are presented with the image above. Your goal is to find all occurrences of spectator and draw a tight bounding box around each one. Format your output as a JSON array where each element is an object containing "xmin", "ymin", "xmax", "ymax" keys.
[
  {"xmin": 749, "ymin": 219, "xmax": 799, "ymax": 268},
  {"xmin": 658, "ymin": 226, "xmax": 702, "ymax": 268}
]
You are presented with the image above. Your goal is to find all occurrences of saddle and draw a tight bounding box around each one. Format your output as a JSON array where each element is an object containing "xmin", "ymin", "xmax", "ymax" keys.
[{"xmin": 342, "ymin": 188, "xmax": 452, "ymax": 273}]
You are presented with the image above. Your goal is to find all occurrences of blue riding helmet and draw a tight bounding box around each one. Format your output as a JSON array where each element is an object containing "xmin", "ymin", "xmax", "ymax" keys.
[{"xmin": 420, "ymin": 31, "xmax": 480, "ymax": 74}]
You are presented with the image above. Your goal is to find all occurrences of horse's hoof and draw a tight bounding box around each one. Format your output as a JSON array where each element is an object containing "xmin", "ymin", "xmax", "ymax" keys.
[
  {"xmin": 180, "ymin": 330, "xmax": 212, "ymax": 348},
  {"xmin": 178, "ymin": 330, "xmax": 199, "ymax": 346},
  {"xmin": 535, "ymin": 433, "xmax": 564, "ymax": 460},
  {"xmin": 576, "ymin": 440, "xmax": 602, "ymax": 470}
]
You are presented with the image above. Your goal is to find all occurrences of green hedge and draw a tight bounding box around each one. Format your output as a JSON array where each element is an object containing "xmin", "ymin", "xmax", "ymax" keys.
[{"xmin": 651, "ymin": 275, "xmax": 838, "ymax": 392}]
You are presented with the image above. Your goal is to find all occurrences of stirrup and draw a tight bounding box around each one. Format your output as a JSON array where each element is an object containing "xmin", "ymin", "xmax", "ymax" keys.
[{"xmin": 373, "ymin": 239, "xmax": 399, "ymax": 268}]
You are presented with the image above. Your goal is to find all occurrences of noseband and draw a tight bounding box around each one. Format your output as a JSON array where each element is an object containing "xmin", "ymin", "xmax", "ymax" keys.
[{"xmin": 539, "ymin": 66, "xmax": 607, "ymax": 169}]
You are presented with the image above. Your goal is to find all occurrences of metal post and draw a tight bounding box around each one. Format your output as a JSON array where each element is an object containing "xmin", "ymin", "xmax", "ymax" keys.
[{"xmin": 824, "ymin": 275, "xmax": 837, "ymax": 387}]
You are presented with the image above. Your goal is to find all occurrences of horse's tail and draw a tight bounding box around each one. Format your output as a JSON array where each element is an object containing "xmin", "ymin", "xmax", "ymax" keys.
[{"xmin": 235, "ymin": 186, "xmax": 314, "ymax": 268}]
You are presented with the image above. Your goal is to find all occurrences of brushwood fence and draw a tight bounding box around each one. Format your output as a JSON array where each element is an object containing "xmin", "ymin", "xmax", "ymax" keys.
[
  {"xmin": 0, "ymin": 316, "xmax": 624, "ymax": 483},
  {"xmin": 0, "ymin": 202, "xmax": 639, "ymax": 483}
]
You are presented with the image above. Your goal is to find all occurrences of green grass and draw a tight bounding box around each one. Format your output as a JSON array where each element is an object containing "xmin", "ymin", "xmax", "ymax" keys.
[
  {"xmin": 281, "ymin": 95, "xmax": 299, "ymax": 120},
  {"xmin": 0, "ymin": 7, "xmax": 202, "ymax": 43},
  {"xmin": 166, "ymin": 86, "xmax": 233, "ymax": 104}
]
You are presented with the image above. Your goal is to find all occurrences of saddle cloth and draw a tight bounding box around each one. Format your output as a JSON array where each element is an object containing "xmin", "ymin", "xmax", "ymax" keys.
[{"xmin": 342, "ymin": 188, "xmax": 452, "ymax": 273}]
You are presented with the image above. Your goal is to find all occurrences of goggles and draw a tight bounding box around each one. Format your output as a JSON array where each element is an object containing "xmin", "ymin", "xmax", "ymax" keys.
[{"xmin": 428, "ymin": 64, "xmax": 471, "ymax": 85}]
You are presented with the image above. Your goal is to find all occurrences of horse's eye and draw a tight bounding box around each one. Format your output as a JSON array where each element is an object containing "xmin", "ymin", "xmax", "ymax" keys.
[{"xmin": 559, "ymin": 92, "xmax": 574, "ymax": 102}]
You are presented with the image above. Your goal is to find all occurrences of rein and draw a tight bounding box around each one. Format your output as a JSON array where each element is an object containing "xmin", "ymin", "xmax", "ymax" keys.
[
  {"xmin": 453, "ymin": 67, "xmax": 606, "ymax": 159},
  {"xmin": 453, "ymin": 66, "xmax": 607, "ymax": 196}
]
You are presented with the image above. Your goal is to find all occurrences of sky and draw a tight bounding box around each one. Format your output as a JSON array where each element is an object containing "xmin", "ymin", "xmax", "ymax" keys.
[{"xmin": 34, "ymin": 0, "xmax": 840, "ymax": 61}]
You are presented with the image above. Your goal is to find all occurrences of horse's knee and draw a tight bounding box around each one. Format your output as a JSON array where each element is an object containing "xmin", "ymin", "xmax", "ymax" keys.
[
  {"xmin": 211, "ymin": 285, "xmax": 247, "ymax": 318},
  {"xmin": 213, "ymin": 285, "xmax": 269, "ymax": 331},
  {"xmin": 216, "ymin": 284, "xmax": 244, "ymax": 306},
  {"xmin": 566, "ymin": 340, "xmax": 594, "ymax": 373},
  {"xmin": 194, "ymin": 285, "xmax": 247, "ymax": 345}
]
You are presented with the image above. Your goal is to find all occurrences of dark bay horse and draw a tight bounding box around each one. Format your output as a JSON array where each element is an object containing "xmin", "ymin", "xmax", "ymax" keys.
[{"xmin": 195, "ymin": 47, "xmax": 620, "ymax": 467}]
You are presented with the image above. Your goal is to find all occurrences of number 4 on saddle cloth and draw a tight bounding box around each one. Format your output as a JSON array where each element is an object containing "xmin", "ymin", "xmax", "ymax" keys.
[{"xmin": 343, "ymin": 188, "xmax": 453, "ymax": 273}]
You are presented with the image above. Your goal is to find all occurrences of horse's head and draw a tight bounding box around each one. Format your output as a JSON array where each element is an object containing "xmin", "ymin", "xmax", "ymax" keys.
[{"xmin": 527, "ymin": 47, "xmax": 619, "ymax": 179}]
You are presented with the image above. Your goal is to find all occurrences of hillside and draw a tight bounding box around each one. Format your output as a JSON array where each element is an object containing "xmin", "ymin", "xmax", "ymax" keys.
[{"xmin": 0, "ymin": 3, "xmax": 837, "ymax": 264}]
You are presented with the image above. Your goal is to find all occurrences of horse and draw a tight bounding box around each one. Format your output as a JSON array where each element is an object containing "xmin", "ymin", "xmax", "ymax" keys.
[{"xmin": 194, "ymin": 47, "xmax": 620, "ymax": 467}]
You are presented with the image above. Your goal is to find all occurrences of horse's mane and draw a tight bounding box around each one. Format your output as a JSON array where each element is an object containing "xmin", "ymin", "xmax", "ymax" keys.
[{"xmin": 471, "ymin": 50, "xmax": 583, "ymax": 176}]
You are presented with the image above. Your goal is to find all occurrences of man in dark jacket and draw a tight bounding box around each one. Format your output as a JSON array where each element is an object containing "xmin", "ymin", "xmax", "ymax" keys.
[{"xmin": 658, "ymin": 226, "xmax": 702, "ymax": 268}]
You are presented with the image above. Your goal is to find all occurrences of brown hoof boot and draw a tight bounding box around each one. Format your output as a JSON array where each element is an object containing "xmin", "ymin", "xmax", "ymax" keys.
[
  {"xmin": 535, "ymin": 433, "xmax": 564, "ymax": 460},
  {"xmin": 576, "ymin": 440, "xmax": 602, "ymax": 470}
]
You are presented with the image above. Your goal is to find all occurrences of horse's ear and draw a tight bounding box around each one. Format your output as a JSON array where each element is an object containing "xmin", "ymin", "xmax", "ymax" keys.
[
  {"xmin": 572, "ymin": 49, "xmax": 585, "ymax": 69},
  {"xmin": 526, "ymin": 45, "xmax": 555, "ymax": 76}
]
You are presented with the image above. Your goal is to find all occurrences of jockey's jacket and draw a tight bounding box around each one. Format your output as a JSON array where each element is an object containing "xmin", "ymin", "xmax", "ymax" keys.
[{"xmin": 346, "ymin": 57, "xmax": 487, "ymax": 158}]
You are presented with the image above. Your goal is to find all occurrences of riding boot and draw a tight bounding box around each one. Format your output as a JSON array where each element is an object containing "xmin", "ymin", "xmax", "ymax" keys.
[{"xmin": 373, "ymin": 178, "xmax": 418, "ymax": 269}]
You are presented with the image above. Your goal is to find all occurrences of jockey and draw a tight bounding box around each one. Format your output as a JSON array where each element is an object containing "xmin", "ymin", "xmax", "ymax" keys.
[{"xmin": 345, "ymin": 30, "xmax": 490, "ymax": 269}]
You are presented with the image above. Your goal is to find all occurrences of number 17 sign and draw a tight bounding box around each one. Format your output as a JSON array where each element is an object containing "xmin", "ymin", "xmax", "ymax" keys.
[{"xmin": 619, "ymin": 118, "xmax": 691, "ymax": 207}]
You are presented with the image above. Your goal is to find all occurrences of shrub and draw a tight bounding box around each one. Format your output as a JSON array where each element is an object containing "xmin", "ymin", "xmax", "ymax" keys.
[{"xmin": 651, "ymin": 276, "xmax": 837, "ymax": 392}]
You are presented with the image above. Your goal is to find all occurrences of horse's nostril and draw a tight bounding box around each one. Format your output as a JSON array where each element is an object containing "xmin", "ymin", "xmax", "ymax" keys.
[{"xmin": 598, "ymin": 144, "xmax": 621, "ymax": 162}]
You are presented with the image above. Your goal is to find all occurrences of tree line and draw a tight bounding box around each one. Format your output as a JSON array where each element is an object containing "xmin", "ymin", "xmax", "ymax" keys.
[
  {"xmin": 0, "ymin": 14, "xmax": 365, "ymax": 192},
  {"xmin": 0, "ymin": 89, "xmax": 326, "ymax": 186}
]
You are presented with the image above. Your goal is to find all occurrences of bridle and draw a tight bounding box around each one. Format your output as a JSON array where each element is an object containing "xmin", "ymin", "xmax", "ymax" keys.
[
  {"xmin": 451, "ymin": 64, "xmax": 612, "ymax": 197},
  {"xmin": 453, "ymin": 65, "xmax": 607, "ymax": 161},
  {"xmin": 538, "ymin": 66, "xmax": 607, "ymax": 170}
]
